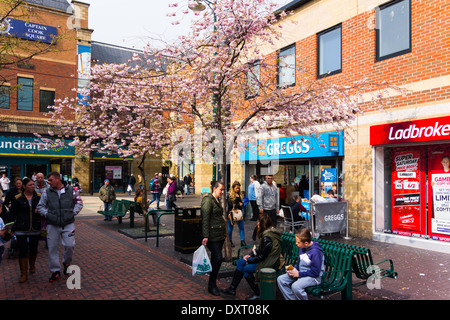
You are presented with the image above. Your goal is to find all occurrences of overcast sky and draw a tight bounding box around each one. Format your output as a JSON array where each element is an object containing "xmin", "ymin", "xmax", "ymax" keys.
[{"xmin": 87, "ymin": 0, "xmax": 293, "ymax": 49}]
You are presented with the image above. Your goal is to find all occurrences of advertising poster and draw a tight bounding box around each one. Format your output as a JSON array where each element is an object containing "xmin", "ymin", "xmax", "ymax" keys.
[
  {"xmin": 105, "ymin": 166, "xmax": 122, "ymax": 179},
  {"xmin": 320, "ymin": 168, "xmax": 337, "ymax": 197},
  {"xmin": 428, "ymin": 146, "xmax": 450, "ymax": 241},
  {"xmin": 391, "ymin": 148, "xmax": 424, "ymax": 234}
]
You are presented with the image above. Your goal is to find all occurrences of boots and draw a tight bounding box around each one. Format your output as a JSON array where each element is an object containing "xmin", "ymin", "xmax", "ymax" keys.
[
  {"xmin": 29, "ymin": 255, "xmax": 37, "ymax": 274},
  {"xmin": 223, "ymin": 270, "xmax": 244, "ymax": 295},
  {"xmin": 240, "ymin": 240, "xmax": 247, "ymax": 247},
  {"xmin": 245, "ymin": 274, "xmax": 260, "ymax": 300},
  {"xmin": 19, "ymin": 258, "xmax": 28, "ymax": 283}
]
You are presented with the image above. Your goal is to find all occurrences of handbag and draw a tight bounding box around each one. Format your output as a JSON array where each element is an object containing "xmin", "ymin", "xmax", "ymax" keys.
[
  {"xmin": 228, "ymin": 204, "xmax": 243, "ymax": 225},
  {"xmin": 192, "ymin": 245, "xmax": 212, "ymax": 276}
]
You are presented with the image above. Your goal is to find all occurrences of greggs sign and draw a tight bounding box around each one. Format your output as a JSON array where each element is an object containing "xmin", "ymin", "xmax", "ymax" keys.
[{"xmin": 370, "ymin": 116, "xmax": 450, "ymax": 145}]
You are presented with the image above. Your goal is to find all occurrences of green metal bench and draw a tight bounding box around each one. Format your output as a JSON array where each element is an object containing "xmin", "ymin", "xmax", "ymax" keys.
[
  {"xmin": 121, "ymin": 199, "xmax": 141, "ymax": 228},
  {"xmin": 144, "ymin": 209, "xmax": 175, "ymax": 244},
  {"xmin": 305, "ymin": 245, "xmax": 354, "ymax": 300},
  {"xmin": 257, "ymin": 232, "xmax": 354, "ymax": 300},
  {"xmin": 313, "ymin": 238, "xmax": 398, "ymax": 286},
  {"xmin": 97, "ymin": 200, "xmax": 127, "ymax": 223}
]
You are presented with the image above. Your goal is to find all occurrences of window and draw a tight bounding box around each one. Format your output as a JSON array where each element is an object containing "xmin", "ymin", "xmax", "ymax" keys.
[
  {"xmin": 0, "ymin": 86, "xmax": 10, "ymax": 109},
  {"xmin": 17, "ymin": 77, "xmax": 33, "ymax": 111},
  {"xmin": 277, "ymin": 44, "xmax": 295, "ymax": 87},
  {"xmin": 318, "ymin": 24, "xmax": 342, "ymax": 78},
  {"xmin": 39, "ymin": 90, "xmax": 55, "ymax": 112},
  {"xmin": 246, "ymin": 60, "xmax": 260, "ymax": 98},
  {"xmin": 376, "ymin": 0, "xmax": 411, "ymax": 61}
]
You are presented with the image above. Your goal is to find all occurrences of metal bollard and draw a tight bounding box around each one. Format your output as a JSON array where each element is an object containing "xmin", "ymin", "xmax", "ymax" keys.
[{"xmin": 259, "ymin": 268, "xmax": 276, "ymax": 300}]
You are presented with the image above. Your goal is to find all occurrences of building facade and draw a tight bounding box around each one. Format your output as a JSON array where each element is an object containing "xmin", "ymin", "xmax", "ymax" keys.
[
  {"xmin": 0, "ymin": 0, "xmax": 93, "ymax": 190},
  {"xmin": 188, "ymin": 0, "xmax": 450, "ymax": 252}
]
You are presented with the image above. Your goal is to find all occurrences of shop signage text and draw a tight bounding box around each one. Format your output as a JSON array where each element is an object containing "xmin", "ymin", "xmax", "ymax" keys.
[
  {"xmin": 370, "ymin": 116, "xmax": 450, "ymax": 145},
  {"xmin": 0, "ymin": 19, "xmax": 57, "ymax": 44}
]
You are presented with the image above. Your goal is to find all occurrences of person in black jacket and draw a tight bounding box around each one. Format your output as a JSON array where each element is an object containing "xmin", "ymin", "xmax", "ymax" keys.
[
  {"xmin": 223, "ymin": 213, "xmax": 282, "ymax": 300},
  {"xmin": 10, "ymin": 177, "xmax": 41, "ymax": 283}
]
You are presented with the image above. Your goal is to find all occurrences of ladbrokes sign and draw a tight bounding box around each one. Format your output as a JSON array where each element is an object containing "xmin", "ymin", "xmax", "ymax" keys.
[{"xmin": 370, "ymin": 116, "xmax": 450, "ymax": 145}]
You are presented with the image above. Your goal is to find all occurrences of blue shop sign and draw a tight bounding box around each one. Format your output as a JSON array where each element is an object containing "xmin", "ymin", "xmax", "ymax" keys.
[
  {"xmin": 1, "ymin": 19, "xmax": 57, "ymax": 44},
  {"xmin": 240, "ymin": 131, "xmax": 344, "ymax": 161},
  {"xmin": 0, "ymin": 136, "xmax": 74, "ymax": 157}
]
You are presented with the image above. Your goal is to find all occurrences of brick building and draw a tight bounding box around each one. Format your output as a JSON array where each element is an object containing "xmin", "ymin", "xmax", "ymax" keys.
[
  {"xmin": 0, "ymin": 0, "xmax": 92, "ymax": 190},
  {"xmin": 220, "ymin": 0, "xmax": 450, "ymax": 252}
]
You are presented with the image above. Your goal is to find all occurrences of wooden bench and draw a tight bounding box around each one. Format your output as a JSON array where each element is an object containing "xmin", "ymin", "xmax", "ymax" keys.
[
  {"xmin": 97, "ymin": 200, "xmax": 127, "ymax": 223},
  {"xmin": 313, "ymin": 238, "xmax": 398, "ymax": 286}
]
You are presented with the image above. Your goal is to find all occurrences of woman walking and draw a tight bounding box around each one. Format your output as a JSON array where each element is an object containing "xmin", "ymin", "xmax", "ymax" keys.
[
  {"xmin": 227, "ymin": 181, "xmax": 246, "ymax": 248},
  {"xmin": 201, "ymin": 181, "xmax": 226, "ymax": 296},
  {"xmin": 10, "ymin": 177, "xmax": 41, "ymax": 283},
  {"xmin": 223, "ymin": 213, "xmax": 282, "ymax": 300},
  {"xmin": 165, "ymin": 176, "xmax": 177, "ymax": 209}
]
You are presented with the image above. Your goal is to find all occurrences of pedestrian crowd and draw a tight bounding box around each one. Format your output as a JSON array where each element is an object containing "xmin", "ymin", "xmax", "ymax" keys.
[
  {"xmin": 0, "ymin": 172, "xmax": 83, "ymax": 284},
  {"xmin": 1, "ymin": 169, "xmax": 328, "ymax": 301}
]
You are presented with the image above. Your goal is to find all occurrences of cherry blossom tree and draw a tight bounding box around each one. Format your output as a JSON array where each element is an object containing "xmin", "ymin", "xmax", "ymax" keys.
[
  {"xmin": 49, "ymin": 0, "xmax": 400, "ymax": 260},
  {"xmin": 144, "ymin": 0, "xmax": 401, "ymax": 259},
  {"xmin": 48, "ymin": 57, "xmax": 177, "ymax": 207}
]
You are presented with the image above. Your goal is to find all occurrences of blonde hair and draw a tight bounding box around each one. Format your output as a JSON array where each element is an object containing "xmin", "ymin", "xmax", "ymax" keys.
[{"xmin": 229, "ymin": 181, "xmax": 241, "ymax": 203}]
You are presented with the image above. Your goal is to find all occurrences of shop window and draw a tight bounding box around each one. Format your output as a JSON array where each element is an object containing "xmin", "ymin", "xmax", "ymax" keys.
[
  {"xmin": 277, "ymin": 44, "xmax": 296, "ymax": 88},
  {"xmin": 376, "ymin": 0, "xmax": 411, "ymax": 62},
  {"xmin": 17, "ymin": 77, "xmax": 33, "ymax": 111},
  {"xmin": 317, "ymin": 24, "xmax": 342, "ymax": 78},
  {"xmin": 39, "ymin": 90, "xmax": 55, "ymax": 112},
  {"xmin": 0, "ymin": 86, "xmax": 10, "ymax": 109}
]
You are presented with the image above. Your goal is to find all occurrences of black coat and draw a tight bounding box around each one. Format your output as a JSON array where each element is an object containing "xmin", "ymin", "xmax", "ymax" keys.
[{"xmin": 10, "ymin": 191, "xmax": 41, "ymax": 233}]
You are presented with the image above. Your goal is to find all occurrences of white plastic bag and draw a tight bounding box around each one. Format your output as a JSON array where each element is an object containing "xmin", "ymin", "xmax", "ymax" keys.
[{"xmin": 192, "ymin": 245, "xmax": 212, "ymax": 276}]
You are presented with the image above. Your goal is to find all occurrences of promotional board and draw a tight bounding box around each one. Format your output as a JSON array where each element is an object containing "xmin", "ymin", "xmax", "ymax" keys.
[
  {"xmin": 391, "ymin": 147, "xmax": 426, "ymax": 236},
  {"xmin": 428, "ymin": 145, "xmax": 450, "ymax": 242}
]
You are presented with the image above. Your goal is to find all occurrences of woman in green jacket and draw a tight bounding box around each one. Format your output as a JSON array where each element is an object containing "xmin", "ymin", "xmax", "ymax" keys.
[{"xmin": 201, "ymin": 181, "xmax": 226, "ymax": 296}]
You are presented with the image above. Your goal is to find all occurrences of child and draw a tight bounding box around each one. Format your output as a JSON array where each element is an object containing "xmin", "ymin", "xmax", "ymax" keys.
[
  {"xmin": 242, "ymin": 191, "xmax": 249, "ymax": 219},
  {"xmin": 277, "ymin": 228, "xmax": 325, "ymax": 300}
]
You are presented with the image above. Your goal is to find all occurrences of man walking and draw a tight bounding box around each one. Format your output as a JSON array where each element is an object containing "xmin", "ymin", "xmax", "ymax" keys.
[
  {"xmin": 257, "ymin": 175, "xmax": 279, "ymax": 227},
  {"xmin": 183, "ymin": 173, "xmax": 192, "ymax": 195},
  {"xmin": 37, "ymin": 172, "xmax": 83, "ymax": 282},
  {"xmin": 99, "ymin": 179, "xmax": 116, "ymax": 221},
  {"xmin": 0, "ymin": 173, "xmax": 10, "ymax": 195}
]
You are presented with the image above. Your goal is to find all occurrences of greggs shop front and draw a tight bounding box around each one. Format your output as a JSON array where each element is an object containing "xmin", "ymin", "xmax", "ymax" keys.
[{"xmin": 371, "ymin": 116, "xmax": 450, "ymax": 251}]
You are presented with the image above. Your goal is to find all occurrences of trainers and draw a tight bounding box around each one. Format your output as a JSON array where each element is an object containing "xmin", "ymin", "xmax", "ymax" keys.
[
  {"xmin": 49, "ymin": 271, "xmax": 61, "ymax": 282},
  {"xmin": 63, "ymin": 263, "xmax": 70, "ymax": 276}
]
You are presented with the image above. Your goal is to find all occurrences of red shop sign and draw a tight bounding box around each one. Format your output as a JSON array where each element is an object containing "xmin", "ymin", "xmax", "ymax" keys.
[{"xmin": 370, "ymin": 116, "xmax": 450, "ymax": 145}]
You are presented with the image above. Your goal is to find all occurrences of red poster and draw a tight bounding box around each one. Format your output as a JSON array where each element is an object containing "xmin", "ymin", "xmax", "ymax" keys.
[
  {"xmin": 427, "ymin": 146, "xmax": 450, "ymax": 242},
  {"xmin": 391, "ymin": 147, "xmax": 425, "ymax": 235}
]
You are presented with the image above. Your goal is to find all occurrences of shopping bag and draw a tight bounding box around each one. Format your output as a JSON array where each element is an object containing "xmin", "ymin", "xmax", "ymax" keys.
[{"xmin": 192, "ymin": 245, "xmax": 212, "ymax": 276}]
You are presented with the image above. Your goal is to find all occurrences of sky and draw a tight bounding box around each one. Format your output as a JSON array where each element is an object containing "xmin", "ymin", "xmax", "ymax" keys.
[{"xmin": 87, "ymin": 0, "xmax": 293, "ymax": 50}]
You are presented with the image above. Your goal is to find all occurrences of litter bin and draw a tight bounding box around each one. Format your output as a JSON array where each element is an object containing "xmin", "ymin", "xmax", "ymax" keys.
[
  {"xmin": 174, "ymin": 206, "xmax": 202, "ymax": 253},
  {"xmin": 260, "ymin": 268, "xmax": 276, "ymax": 300}
]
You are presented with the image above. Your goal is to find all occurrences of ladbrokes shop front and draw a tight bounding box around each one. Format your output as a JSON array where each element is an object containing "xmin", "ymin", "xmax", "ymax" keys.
[{"xmin": 370, "ymin": 116, "xmax": 450, "ymax": 252}]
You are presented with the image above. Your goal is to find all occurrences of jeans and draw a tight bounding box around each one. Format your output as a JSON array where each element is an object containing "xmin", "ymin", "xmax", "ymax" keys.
[
  {"xmin": 228, "ymin": 219, "xmax": 245, "ymax": 241},
  {"xmin": 104, "ymin": 201, "xmax": 112, "ymax": 221},
  {"xmin": 148, "ymin": 192, "xmax": 161, "ymax": 209},
  {"xmin": 206, "ymin": 240, "xmax": 224, "ymax": 288},
  {"xmin": 236, "ymin": 256, "xmax": 257, "ymax": 277},
  {"xmin": 277, "ymin": 273, "xmax": 321, "ymax": 300}
]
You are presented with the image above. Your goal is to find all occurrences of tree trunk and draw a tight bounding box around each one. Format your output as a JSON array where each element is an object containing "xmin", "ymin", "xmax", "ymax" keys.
[
  {"xmin": 137, "ymin": 152, "xmax": 148, "ymax": 211},
  {"xmin": 218, "ymin": 162, "xmax": 232, "ymax": 262}
]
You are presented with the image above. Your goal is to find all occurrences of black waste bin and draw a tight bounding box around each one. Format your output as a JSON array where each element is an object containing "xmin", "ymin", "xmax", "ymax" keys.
[{"xmin": 174, "ymin": 206, "xmax": 202, "ymax": 253}]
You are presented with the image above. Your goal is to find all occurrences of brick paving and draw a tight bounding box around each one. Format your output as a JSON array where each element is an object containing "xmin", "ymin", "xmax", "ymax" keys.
[{"xmin": 2, "ymin": 193, "xmax": 450, "ymax": 302}]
